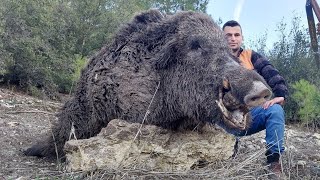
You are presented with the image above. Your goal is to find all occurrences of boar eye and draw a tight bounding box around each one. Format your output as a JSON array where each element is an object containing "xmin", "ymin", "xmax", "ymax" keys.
[{"xmin": 190, "ymin": 40, "xmax": 202, "ymax": 50}]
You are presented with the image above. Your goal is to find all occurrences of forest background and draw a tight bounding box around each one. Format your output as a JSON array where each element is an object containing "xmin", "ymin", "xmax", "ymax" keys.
[{"xmin": 0, "ymin": 0, "xmax": 319, "ymax": 129}]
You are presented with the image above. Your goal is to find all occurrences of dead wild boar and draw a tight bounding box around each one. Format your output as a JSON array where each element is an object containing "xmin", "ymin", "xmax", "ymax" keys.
[{"xmin": 24, "ymin": 9, "xmax": 272, "ymax": 159}]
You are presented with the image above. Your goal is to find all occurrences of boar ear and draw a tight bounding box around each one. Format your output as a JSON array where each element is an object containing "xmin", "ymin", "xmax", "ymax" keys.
[
  {"xmin": 154, "ymin": 39, "xmax": 178, "ymax": 70},
  {"xmin": 134, "ymin": 9, "xmax": 164, "ymax": 24}
]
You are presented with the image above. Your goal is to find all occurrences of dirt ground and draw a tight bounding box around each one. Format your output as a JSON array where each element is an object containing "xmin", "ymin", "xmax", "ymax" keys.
[
  {"xmin": 0, "ymin": 87, "xmax": 67, "ymax": 179},
  {"xmin": 0, "ymin": 87, "xmax": 320, "ymax": 179}
]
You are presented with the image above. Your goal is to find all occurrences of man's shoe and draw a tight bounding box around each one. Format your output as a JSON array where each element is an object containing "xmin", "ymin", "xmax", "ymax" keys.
[
  {"xmin": 268, "ymin": 161, "xmax": 282, "ymax": 179},
  {"xmin": 266, "ymin": 152, "xmax": 284, "ymax": 179},
  {"xmin": 266, "ymin": 151, "xmax": 280, "ymax": 164}
]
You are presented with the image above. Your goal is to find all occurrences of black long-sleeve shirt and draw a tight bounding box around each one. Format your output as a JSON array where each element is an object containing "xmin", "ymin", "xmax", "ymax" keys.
[{"xmin": 237, "ymin": 48, "xmax": 288, "ymax": 99}]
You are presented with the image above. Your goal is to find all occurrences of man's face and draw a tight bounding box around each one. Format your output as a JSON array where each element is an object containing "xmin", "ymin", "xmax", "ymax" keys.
[{"xmin": 223, "ymin": 26, "xmax": 243, "ymax": 52}]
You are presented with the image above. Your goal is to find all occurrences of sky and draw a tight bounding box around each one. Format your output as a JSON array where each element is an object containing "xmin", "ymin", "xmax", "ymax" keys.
[{"xmin": 207, "ymin": 0, "xmax": 311, "ymax": 49}]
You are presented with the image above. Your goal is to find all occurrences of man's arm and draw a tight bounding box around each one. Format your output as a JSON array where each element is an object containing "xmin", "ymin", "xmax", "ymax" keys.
[{"xmin": 250, "ymin": 51, "xmax": 288, "ymax": 108}]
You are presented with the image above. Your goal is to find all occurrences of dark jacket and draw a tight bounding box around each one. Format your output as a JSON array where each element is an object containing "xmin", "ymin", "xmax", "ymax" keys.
[{"xmin": 237, "ymin": 48, "xmax": 288, "ymax": 99}]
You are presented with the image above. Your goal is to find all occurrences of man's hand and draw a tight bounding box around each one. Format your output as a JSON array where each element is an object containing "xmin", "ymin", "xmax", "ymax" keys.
[{"xmin": 262, "ymin": 97, "xmax": 285, "ymax": 109}]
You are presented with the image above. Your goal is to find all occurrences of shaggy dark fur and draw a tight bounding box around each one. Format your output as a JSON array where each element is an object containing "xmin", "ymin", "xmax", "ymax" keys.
[{"xmin": 24, "ymin": 10, "xmax": 270, "ymax": 159}]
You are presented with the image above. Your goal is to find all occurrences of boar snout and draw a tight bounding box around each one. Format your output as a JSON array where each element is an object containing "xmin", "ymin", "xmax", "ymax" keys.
[{"xmin": 244, "ymin": 81, "xmax": 272, "ymax": 107}]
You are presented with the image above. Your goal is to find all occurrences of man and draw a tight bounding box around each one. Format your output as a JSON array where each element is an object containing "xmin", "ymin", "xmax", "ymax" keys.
[{"xmin": 222, "ymin": 20, "xmax": 288, "ymax": 177}]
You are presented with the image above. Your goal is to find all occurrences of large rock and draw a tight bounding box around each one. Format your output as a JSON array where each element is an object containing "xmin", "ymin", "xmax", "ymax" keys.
[{"xmin": 64, "ymin": 119, "xmax": 235, "ymax": 172}]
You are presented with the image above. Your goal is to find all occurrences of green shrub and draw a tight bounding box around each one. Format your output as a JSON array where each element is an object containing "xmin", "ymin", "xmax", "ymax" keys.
[
  {"xmin": 62, "ymin": 55, "xmax": 88, "ymax": 94},
  {"xmin": 291, "ymin": 79, "xmax": 320, "ymax": 128},
  {"xmin": 72, "ymin": 55, "xmax": 87, "ymax": 82}
]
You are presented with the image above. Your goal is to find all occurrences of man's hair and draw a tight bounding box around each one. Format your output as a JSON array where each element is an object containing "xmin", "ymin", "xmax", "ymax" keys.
[{"xmin": 222, "ymin": 20, "xmax": 242, "ymax": 31}]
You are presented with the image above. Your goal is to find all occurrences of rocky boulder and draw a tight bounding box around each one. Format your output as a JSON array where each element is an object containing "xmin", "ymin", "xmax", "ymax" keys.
[{"xmin": 64, "ymin": 119, "xmax": 235, "ymax": 172}]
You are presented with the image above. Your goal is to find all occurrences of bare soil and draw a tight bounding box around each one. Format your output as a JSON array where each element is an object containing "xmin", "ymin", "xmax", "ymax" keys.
[
  {"xmin": 0, "ymin": 87, "xmax": 319, "ymax": 179},
  {"xmin": 0, "ymin": 87, "xmax": 67, "ymax": 179}
]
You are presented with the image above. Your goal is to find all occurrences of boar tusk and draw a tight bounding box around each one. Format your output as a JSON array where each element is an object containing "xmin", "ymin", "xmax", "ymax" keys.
[
  {"xmin": 216, "ymin": 87, "xmax": 231, "ymax": 118},
  {"xmin": 216, "ymin": 100, "xmax": 231, "ymax": 119},
  {"xmin": 216, "ymin": 88, "xmax": 246, "ymax": 130},
  {"xmin": 223, "ymin": 77, "xmax": 230, "ymax": 90}
]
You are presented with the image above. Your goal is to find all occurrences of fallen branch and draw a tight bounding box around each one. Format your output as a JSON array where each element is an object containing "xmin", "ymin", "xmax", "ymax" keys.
[{"xmin": 5, "ymin": 110, "xmax": 55, "ymax": 115}]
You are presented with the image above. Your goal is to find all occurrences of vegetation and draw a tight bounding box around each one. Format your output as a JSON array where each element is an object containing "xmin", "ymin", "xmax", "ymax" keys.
[
  {"xmin": 257, "ymin": 15, "xmax": 320, "ymax": 127},
  {"xmin": 0, "ymin": 0, "xmax": 319, "ymax": 126},
  {"xmin": 291, "ymin": 79, "xmax": 320, "ymax": 129},
  {"xmin": 0, "ymin": 0, "xmax": 208, "ymax": 98}
]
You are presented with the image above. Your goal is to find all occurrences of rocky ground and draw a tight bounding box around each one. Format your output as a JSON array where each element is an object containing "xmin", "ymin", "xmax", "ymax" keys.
[{"xmin": 0, "ymin": 87, "xmax": 319, "ymax": 179}]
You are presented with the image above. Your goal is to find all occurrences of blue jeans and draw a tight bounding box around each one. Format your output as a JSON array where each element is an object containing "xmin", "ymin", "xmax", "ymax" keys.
[{"xmin": 220, "ymin": 104, "xmax": 285, "ymax": 154}]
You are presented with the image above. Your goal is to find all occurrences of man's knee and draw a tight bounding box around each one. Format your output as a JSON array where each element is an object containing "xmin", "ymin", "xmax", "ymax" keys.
[
  {"xmin": 268, "ymin": 104, "xmax": 284, "ymax": 114},
  {"xmin": 267, "ymin": 104, "xmax": 285, "ymax": 122}
]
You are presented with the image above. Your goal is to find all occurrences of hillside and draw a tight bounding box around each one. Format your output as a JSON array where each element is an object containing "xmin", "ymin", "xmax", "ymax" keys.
[{"xmin": 0, "ymin": 87, "xmax": 319, "ymax": 179}]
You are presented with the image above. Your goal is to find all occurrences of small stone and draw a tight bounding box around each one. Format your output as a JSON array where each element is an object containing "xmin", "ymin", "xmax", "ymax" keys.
[
  {"xmin": 15, "ymin": 176, "xmax": 29, "ymax": 180},
  {"xmin": 7, "ymin": 122, "xmax": 19, "ymax": 127},
  {"xmin": 1, "ymin": 103, "xmax": 15, "ymax": 108},
  {"xmin": 247, "ymin": 144, "xmax": 255, "ymax": 150},
  {"xmin": 260, "ymin": 139, "xmax": 266, "ymax": 144},
  {"xmin": 313, "ymin": 133, "xmax": 320, "ymax": 139},
  {"xmin": 296, "ymin": 160, "xmax": 307, "ymax": 168},
  {"xmin": 27, "ymin": 101, "xmax": 33, "ymax": 104}
]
